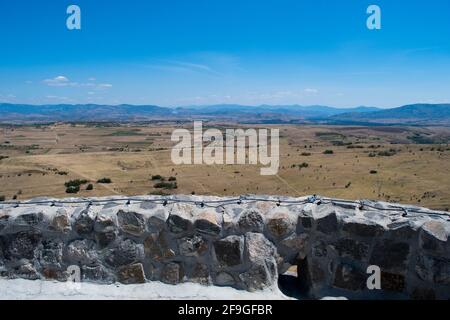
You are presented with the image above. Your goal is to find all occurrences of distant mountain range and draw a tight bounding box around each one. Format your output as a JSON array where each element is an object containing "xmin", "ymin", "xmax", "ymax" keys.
[
  {"xmin": 330, "ymin": 104, "xmax": 450, "ymax": 125},
  {"xmin": 0, "ymin": 103, "xmax": 449, "ymax": 125}
]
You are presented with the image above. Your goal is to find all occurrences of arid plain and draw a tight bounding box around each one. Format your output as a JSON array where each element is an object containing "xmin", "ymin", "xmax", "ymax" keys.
[{"xmin": 1, "ymin": 122, "xmax": 450, "ymax": 211}]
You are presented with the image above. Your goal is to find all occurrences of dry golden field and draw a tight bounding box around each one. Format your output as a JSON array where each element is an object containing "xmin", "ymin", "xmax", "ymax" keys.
[{"xmin": 1, "ymin": 122, "xmax": 450, "ymax": 211}]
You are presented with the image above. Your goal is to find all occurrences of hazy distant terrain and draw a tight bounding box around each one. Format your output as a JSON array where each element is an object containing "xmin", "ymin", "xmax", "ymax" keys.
[{"xmin": 2, "ymin": 103, "xmax": 450, "ymax": 125}]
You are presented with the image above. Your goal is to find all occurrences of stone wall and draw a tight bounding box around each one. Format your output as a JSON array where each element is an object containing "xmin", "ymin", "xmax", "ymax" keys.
[{"xmin": 0, "ymin": 195, "xmax": 449, "ymax": 299}]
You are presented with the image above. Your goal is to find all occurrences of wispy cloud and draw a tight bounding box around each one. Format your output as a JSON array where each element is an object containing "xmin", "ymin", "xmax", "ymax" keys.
[
  {"xmin": 147, "ymin": 58, "xmax": 225, "ymax": 77},
  {"xmin": 44, "ymin": 76, "xmax": 74, "ymax": 87},
  {"xmin": 45, "ymin": 95, "xmax": 75, "ymax": 103},
  {"xmin": 43, "ymin": 76, "xmax": 112, "ymax": 89},
  {"xmin": 304, "ymin": 88, "xmax": 319, "ymax": 94}
]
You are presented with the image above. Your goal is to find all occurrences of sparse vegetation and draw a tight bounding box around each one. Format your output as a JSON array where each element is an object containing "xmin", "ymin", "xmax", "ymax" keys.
[
  {"xmin": 97, "ymin": 178, "xmax": 112, "ymax": 184},
  {"xmin": 154, "ymin": 182, "xmax": 178, "ymax": 190},
  {"xmin": 323, "ymin": 150, "xmax": 334, "ymax": 155},
  {"xmin": 1, "ymin": 123, "xmax": 450, "ymax": 210},
  {"xmin": 292, "ymin": 162, "xmax": 309, "ymax": 169},
  {"xmin": 65, "ymin": 179, "xmax": 88, "ymax": 188},
  {"xmin": 65, "ymin": 185, "xmax": 80, "ymax": 194}
]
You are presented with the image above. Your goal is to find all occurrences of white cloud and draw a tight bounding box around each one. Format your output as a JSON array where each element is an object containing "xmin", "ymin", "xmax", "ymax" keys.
[
  {"xmin": 43, "ymin": 76, "xmax": 112, "ymax": 90},
  {"xmin": 45, "ymin": 95, "xmax": 74, "ymax": 102},
  {"xmin": 304, "ymin": 88, "xmax": 319, "ymax": 94},
  {"xmin": 97, "ymin": 83, "xmax": 113, "ymax": 89},
  {"xmin": 44, "ymin": 76, "xmax": 73, "ymax": 87}
]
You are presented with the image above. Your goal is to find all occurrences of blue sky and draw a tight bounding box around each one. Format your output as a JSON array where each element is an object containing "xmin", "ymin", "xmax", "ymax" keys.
[{"xmin": 0, "ymin": 0, "xmax": 450, "ymax": 107}]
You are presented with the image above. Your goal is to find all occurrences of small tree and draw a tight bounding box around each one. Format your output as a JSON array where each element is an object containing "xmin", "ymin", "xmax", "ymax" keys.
[
  {"xmin": 66, "ymin": 185, "xmax": 80, "ymax": 194},
  {"xmin": 97, "ymin": 178, "xmax": 112, "ymax": 184}
]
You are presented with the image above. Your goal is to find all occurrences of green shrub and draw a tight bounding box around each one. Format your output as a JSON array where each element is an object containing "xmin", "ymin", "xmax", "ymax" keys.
[
  {"xmin": 66, "ymin": 186, "xmax": 80, "ymax": 194},
  {"xmin": 154, "ymin": 182, "xmax": 178, "ymax": 190},
  {"xmin": 151, "ymin": 175, "xmax": 163, "ymax": 180},
  {"xmin": 370, "ymin": 170, "xmax": 378, "ymax": 174},
  {"xmin": 150, "ymin": 191, "xmax": 170, "ymax": 196},
  {"xmin": 65, "ymin": 179, "xmax": 88, "ymax": 188},
  {"xmin": 86, "ymin": 184, "xmax": 94, "ymax": 191},
  {"xmin": 323, "ymin": 150, "xmax": 334, "ymax": 155},
  {"xmin": 97, "ymin": 178, "xmax": 112, "ymax": 184},
  {"xmin": 168, "ymin": 176, "xmax": 177, "ymax": 181}
]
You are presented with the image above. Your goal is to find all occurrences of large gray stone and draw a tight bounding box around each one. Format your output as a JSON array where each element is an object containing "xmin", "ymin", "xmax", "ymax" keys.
[
  {"xmin": 381, "ymin": 272, "xmax": 406, "ymax": 293},
  {"xmin": 237, "ymin": 210, "xmax": 264, "ymax": 233},
  {"xmin": 245, "ymin": 232, "xmax": 277, "ymax": 265},
  {"xmin": 39, "ymin": 240, "xmax": 64, "ymax": 269},
  {"xmin": 74, "ymin": 209, "xmax": 95, "ymax": 235},
  {"xmin": 147, "ymin": 209, "xmax": 169, "ymax": 231},
  {"xmin": 0, "ymin": 214, "xmax": 9, "ymax": 232},
  {"xmin": 370, "ymin": 240, "xmax": 410, "ymax": 273},
  {"xmin": 280, "ymin": 233, "xmax": 309, "ymax": 259},
  {"xmin": 214, "ymin": 272, "xmax": 235, "ymax": 286},
  {"xmin": 15, "ymin": 262, "xmax": 40, "ymax": 280},
  {"xmin": 178, "ymin": 235, "xmax": 208, "ymax": 257},
  {"xmin": 105, "ymin": 238, "xmax": 140, "ymax": 267},
  {"xmin": 343, "ymin": 220, "xmax": 384, "ymax": 238},
  {"xmin": 266, "ymin": 212, "xmax": 295, "ymax": 239},
  {"xmin": 161, "ymin": 262, "xmax": 183, "ymax": 285},
  {"xmin": 8, "ymin": 231, "xmax": 42, "ymax": 259},
  {"xmin": 167, "ymin": 212, "xmax": 193, "ymax": 234},
  {"xmin": 117, "ymin": 263, "xmax": 145, "ymax": 284},
  {"xmin": 239, "ymin": 259, "xmax": 277, "ymax": 291},
  {"xmin": 433, "ymin": 259, "xmax": 450, "ymax": 285},
  {"xmin": 189, "ymin": 263, "xmax": 210, "ymax": 285},
  {"xmin": 117, "ymin": 210, "xmax": 146, "ymax": 236},
  {"xmin": 386, "ymin": 221, "xmax": 416, "ymax": 239},
  {"xmin": 298, "ymin": 215, "xmax": 313, "ymax": 230},
  {"xmin": 312, "ymin": 240, "xmax": 328, "ymax": 258},
  {"xmin": 94, "ymin": 214, "xmax": 117, "ymax": 248},
  {"xmin": 333, "ymin": 263, "xmax": 366, "ymax": 291},
  {"xmin": 50, "ymin": 211, "xmax": 71, "ymax": 233},
  {"xmin": 82, "ymin": 265, "xmax": 115, "ymax": 284},
  {"xmin": 241, "ymin": 233, "xmax": 278, "ymax": 290},
  {"xmin": 420, "ymin": 220, "xmax": 448, "ymax": 253},
  {"xmin": 315, "ymin": 210, "xmax": 338, "ymax": 234},
  {"xmin": 194, "ymin": 211, "xmax": 221, "ymax": 236},
  {"xmin": 15, "ymin": 211, "xmax": 44, "ymax": 227},
  {"xmin": 333, "ymin": 238, "xmax": 370, "ymax": 260},
  {"xmin": 213, "ymin": 235, "xmax": 244, "ymax": 268},
  {"xmin": 65, "ymin": 239, "xmax": 98, "ymax": 266},
  {"xmin": 144, "ymin": 231, "xmax": 175, "ymax": 262}
]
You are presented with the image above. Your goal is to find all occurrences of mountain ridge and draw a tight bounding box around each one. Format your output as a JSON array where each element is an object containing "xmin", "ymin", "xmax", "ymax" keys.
[{"xmin": 1, "ymin": 103, "xmax": 449, "ymax": 125}]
